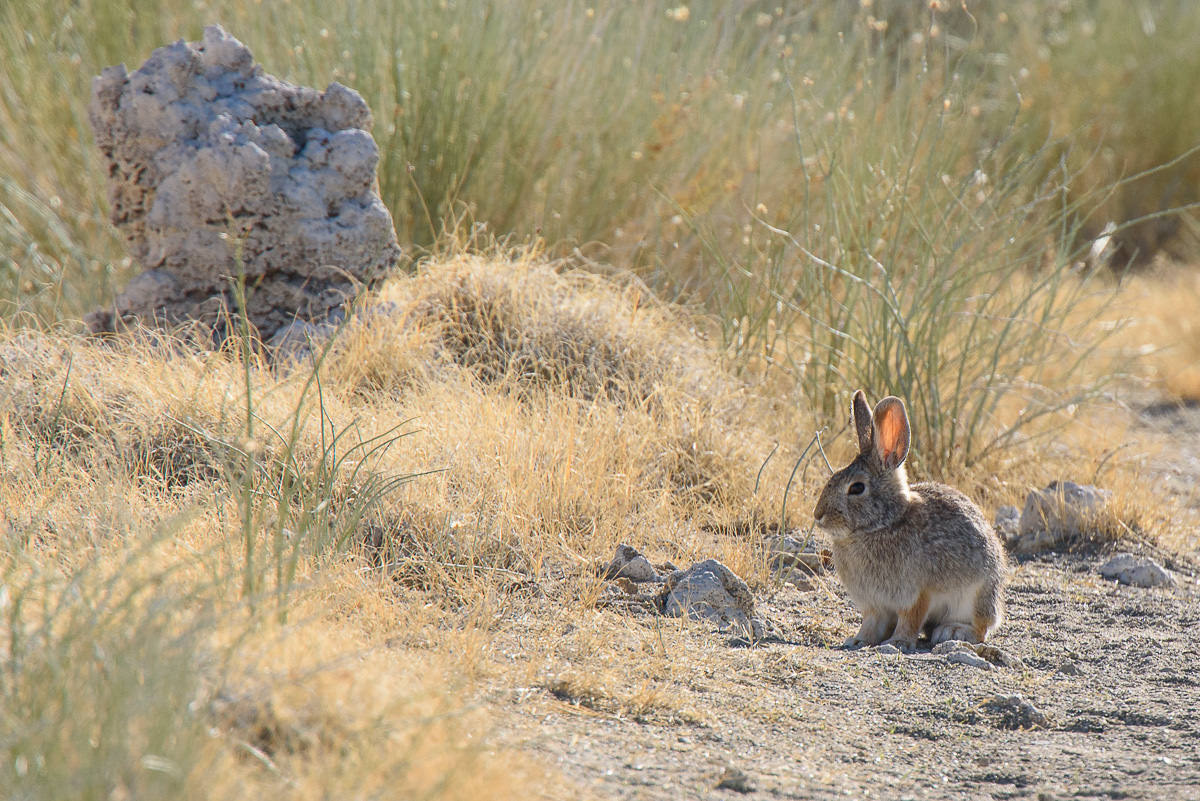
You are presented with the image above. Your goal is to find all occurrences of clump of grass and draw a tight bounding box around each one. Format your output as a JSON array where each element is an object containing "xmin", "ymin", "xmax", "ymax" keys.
[
  {"xmin": 0, "ymin": 329, "xmax": 239, "ymax": 488},
  {"xmin": 331, "ymin": 250, "xmax": 720, "ymax": 407},
  {"xmin": 283, "ymin": 247, "xmax": 788, "ymax": 599}
]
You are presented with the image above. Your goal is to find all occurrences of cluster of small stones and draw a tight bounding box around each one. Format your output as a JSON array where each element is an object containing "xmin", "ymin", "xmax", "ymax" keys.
[
  {"xmin": 600, "ymin": 545, "xmax": 766, "ymax": 642},
  {"xmin": 87, "ymin": 25, "xmax": 401, "ymax": 346}
]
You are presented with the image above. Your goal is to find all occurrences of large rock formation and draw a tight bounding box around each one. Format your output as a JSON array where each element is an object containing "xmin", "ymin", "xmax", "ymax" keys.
[{"xmin": 87, "ymin": 25, "xmax": 401, "ymax": 345}]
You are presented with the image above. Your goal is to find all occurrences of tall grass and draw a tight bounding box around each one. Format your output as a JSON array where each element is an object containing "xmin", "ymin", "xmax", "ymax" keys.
[
  {"xmin": 214, "ymin": 338, "xmax": 428, "ymax": 617},
  {"xmin": 3, "ymin": 1, "xmax": 1198, "ymax": 321},
  {"xmin": 0, "ymin": 537, "xmax": 217, "ymax": 801},
  {"xmin": 691, "ymin": 17, "xmax": 1128, "ymax": 472}
]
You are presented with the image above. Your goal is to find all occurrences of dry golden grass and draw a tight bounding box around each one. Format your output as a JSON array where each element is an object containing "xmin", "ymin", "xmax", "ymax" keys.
[
  {"xmin": 1109, "ymin": 267, "xmax": 1200, "ymax": 401},
  {"xmin": 3, "ymin": 248, "xmax": 1199, "ymax": 799}
]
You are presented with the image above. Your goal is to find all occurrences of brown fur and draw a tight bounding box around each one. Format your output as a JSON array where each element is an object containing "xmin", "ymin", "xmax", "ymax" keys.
[{"xmin": 813, "ymin": 391, "xmax": 1009, "ymax": 651}]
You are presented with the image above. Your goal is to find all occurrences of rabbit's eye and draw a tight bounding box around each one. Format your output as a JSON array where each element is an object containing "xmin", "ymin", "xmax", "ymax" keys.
[{"xmin": 847, "ymin": 481, "xmax": 865, "ymax": 496}]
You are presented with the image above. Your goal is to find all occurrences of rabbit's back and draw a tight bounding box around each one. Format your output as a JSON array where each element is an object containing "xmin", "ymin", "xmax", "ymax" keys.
[
  {"xmin": 833, "ymin": 481, "xmax": 1004, "ymax": 611},
  {"xmin": 907, "ymin": 481, "xmax": 1005, "ymax": 586}
]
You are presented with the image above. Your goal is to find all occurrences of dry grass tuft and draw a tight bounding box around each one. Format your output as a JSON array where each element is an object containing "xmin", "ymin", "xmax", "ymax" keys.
[{"xmin": 329, "ymin": 250, "xmax": 718, "ymax": 406}]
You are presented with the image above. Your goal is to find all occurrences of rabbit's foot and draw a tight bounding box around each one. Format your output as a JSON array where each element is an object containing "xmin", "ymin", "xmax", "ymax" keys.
[
  {"xmin": 842, "ymin": 635, "xmax": 871, "ymax": 650},
  {"xmin": 931, "ymin": 622, "xmax": 979, "ymax": 645},
  {"xmin": 881, "ymin": 636, "xmax": 918, "ymax": 654}
]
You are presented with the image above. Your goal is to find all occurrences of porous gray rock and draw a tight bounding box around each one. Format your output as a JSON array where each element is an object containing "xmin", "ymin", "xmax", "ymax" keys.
[
  {"xmin": 946, "ymin": 650, "xmax": 994, "ymax": 671},
  {"xmin": 1015, "ymin": 481, "xmax": 1111, "ymax": 553},
  {"xmin": 87, "ymin": 25, "xmax": 401, "ymax": 344},
  {"xmin": 934, "ymin": 640, "xmax": 994, "ymax": 670},
  {"xmin": 602, "ymin": 544, "xmax": 663, "ymax": 583},
  {"xmin": 1098, "ymin": 553, "xmax": 1176, "ymax": 588},
  {"xmin": 658, "ymin": 559, "xmax": 762, "ymax": 640},
  {"xmin": 931, "ymin": 639, "xmax": 972, "ymax": 657}
]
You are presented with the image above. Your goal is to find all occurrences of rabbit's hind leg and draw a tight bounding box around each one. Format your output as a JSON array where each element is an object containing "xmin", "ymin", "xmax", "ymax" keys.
[
  {"xmin": 971, "ymin": 575, "xmax": 1004, "ymax": 641},
  {"xmin": 882, "ymin": 590, "xmax": 929, "ymax": 653},
  {"xmin": 929, "ymin": 583, "xmax": 984, "ymax": 644}
]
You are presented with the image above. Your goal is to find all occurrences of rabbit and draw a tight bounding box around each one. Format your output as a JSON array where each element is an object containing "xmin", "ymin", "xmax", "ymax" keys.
[{"xmin": 812, "ymin": 390, "xmax": 1007, "ymax": 652}]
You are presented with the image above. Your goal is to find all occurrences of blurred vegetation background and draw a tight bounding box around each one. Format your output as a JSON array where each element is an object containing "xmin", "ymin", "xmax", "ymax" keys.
[{"xmin": 4, "ymin": 0, "xmax": 1199, "ymax": 315}]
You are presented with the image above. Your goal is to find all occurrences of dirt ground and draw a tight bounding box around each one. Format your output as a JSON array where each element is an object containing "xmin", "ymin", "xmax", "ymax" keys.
[{"xmin": 488, "ymin": 398, "xmax": 1200, "ymax": 801}]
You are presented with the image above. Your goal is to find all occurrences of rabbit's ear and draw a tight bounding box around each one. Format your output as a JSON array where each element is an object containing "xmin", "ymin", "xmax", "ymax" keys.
[
  {"xmin": 872, "ymin": 396, "xmax": 910, "ymax": 470},
  {"xmin": 852, "ymin": 389, "xmax": 873, "ymax": 455}
]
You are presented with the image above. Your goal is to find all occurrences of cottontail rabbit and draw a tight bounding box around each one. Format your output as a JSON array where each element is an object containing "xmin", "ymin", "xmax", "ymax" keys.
[{"xmin": 813, "ymin": 390, "xmax": 1007, "ymax": 651}]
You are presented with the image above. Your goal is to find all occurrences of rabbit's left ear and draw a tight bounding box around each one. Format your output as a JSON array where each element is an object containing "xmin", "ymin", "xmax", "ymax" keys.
[
  {"xmin": 872, "ymin": 396, "xmax": 910, "ymax": 470},
  {"xmin": 852, "ymin": 389, "xmax": 874, "ymax": 455}
]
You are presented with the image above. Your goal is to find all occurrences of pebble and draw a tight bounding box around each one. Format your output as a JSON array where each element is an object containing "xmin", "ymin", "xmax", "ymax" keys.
[
  {"xmin": 716, "ymin": 766, "xmax": 755, "ymax": 794},
  {"xmin": 980, "ymin": 694, "xmax": 1048, "ymax": 729},
  {"xmin": 603, "ymin": 544, "xmax": 664, "ymax": 583},
  {"xmin": 947, "ymin": 651, "xmax": 994, "ymax": 671},
  {"xmin": 1098, "ymin": 553, "xmax": 1176, "ymax": 588}
]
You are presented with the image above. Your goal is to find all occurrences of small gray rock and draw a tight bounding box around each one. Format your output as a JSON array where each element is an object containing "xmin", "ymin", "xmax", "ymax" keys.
[
  {"xmin": 980, "ymin": 694, "xmax": 1047, "ymax": 729},
  {"xmin": 933, "ymin": 639, "xmax": 1023, "ymax": 670},
  {"xmin": 602, "ymin": 544, "xmax": 663, "ymax": 583},
  {"xmin": 947, "ymin": 650, "xmax": 994, "ymax": 671},
  {"xmin": 875, "ymin": 643, "xmax": 902, "ymax": 655},
  {"xmin": 973, "ymin": 644, "xmax": 1025, "ymax": 670},
  {"xmin": 994, "ymin": 505, "xmax": 1020, "ymax": 542},
  {"xmin": 1098, "ymin": 553, "xmax": 1176, "ymax": 588},
  {"xmin": 765, "ymin": 534, "xmax": 830, "ymax": 574},
  {"xmin": 1016, "ymin": 481, "xmax": 1111, "ymax": 552},
  {"xmin": 659, "ymin": 559, "xmax": 761, "ymax": 640},
  {"xmin": 1013, "ymin": 527, "xmax": 1062, "ymax": 554},
  {"xmin": 716, "ymin": 766, "xmax": 755, "ymax": 794}
]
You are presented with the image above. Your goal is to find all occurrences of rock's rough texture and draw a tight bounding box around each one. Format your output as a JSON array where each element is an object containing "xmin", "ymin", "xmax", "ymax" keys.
[
  {"xmin": 602, "ymin": 544, "xmax": 663, "ymax": 583},
  {"xmin": 1099, "ymin": 553, "xmax": 1176, "ymax": 588},
  {"xmin": 1015, "ymin": 481, "xmax": 1112, "ymax": 553},
  {"xmin": 932, "ymin": 639, "xmax": 1025, "ymax": 670},
  {"xmin": 658, "ymin": 559, "xmax": 762, "ymax": 640},
  {"xmin": 87, "ymin": 25, "xmax": 401, "ymax": 344}
]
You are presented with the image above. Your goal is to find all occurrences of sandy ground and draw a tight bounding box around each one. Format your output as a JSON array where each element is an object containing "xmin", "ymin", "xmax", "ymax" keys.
[
  {"xmin": 493, "ymin": 552, "xmax": 1198, "ymax": 800},
  {"xmin": 488, "ymin": 397, "xmax": 1200, "ymax": 800}
]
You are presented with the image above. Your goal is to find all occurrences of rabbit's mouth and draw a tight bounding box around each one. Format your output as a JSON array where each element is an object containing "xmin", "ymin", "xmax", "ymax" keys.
[{"xmin": 813, "ymin": 513, "xmax": 849, "ymax": 536}]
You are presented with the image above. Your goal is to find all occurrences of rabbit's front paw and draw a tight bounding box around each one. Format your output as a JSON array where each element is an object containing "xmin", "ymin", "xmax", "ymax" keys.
[{"xmin": 842, "ymin": 635, "xmax": 871, "ymax": 650}]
